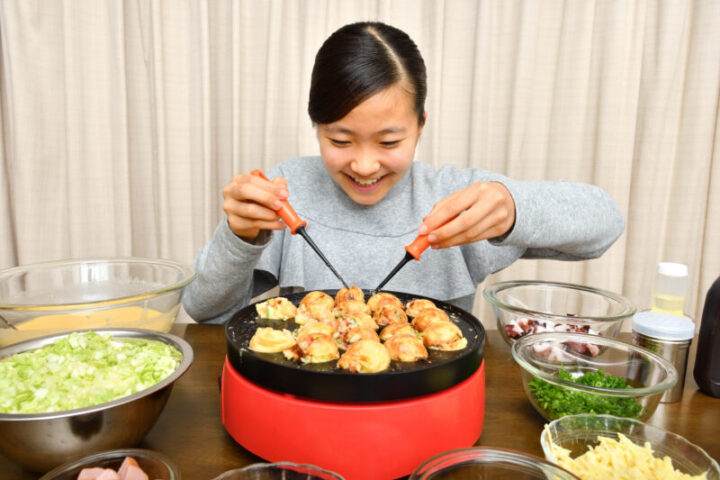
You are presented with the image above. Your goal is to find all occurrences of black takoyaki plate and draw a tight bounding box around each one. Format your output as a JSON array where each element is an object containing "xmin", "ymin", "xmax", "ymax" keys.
[{"xmin": 225, "ymin": 290, "xmax": 485, "ymax": 402}]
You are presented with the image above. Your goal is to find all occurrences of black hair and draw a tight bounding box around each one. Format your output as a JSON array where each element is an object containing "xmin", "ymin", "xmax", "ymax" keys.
[{"xmin": 308, "ymin": 22, "xmax": 427, "ymax": 126}]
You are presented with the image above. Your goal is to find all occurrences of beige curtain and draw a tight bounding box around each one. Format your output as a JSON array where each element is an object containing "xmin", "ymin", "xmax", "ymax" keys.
[{"xmin": 1, "ymin": 0, "xmax": 718, "ymax": 327}]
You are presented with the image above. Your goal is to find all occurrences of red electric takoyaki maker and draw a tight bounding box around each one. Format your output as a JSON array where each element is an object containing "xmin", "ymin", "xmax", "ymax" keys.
[{"xmin": 221, "ymin": 290, "xmax": 486, "ymax": 480}]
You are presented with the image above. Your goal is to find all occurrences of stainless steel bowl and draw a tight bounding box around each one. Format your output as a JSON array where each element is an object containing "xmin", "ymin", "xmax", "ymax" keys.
[{"xmin": 0, "ymin": 328, "xmax": 193, "ymax": 472}]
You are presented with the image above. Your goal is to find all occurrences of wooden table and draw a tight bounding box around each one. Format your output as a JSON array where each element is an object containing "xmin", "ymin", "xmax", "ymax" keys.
[{"xmin": 2, "ymin": 326, "xmax": 718, "ymax": 479}]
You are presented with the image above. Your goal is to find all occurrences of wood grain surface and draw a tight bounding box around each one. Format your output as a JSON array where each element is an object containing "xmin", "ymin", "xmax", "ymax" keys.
[{"xmin": 2, "ymin": 325, "xmax": 717, "ymax": 479}]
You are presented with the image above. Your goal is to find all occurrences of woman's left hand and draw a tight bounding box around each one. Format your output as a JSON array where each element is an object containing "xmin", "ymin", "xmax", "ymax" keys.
[{"xmin": 418, "ymin": 181, "xmax": 516, "ymax": 249}]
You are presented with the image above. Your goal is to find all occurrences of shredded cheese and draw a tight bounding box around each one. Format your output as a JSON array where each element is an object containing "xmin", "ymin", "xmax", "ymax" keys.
[{"xmin": 544, "ymin": 426, "xmax": 708, "ymax": 480}]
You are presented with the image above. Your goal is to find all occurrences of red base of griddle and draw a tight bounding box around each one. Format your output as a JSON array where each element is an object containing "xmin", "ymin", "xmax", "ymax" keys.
[{"xmin": 221, "ymin": 357, "xmax": 485, "ymax": 480}]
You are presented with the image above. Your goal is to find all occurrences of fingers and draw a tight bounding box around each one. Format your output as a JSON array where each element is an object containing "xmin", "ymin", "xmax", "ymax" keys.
[
  {"xmin": 420, "ymin": 182, "xmax": 516, "ymax": 249},
  {"xmin": 222, "ymin": 173, "xmax": 291, "ymax": 240},
  {"xmin": 223, "ymin": 173, "xmax": 288, "ymax": 209}
]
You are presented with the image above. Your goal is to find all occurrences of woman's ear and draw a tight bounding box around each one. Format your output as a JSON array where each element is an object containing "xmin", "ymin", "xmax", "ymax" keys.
[{"xmin": 418, "ymin": 111, "xmax": 428, "ymax": 134}]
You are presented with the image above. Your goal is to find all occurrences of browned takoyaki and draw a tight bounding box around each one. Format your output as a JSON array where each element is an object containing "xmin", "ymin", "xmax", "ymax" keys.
[
  {"xmin": 249, "ymin": 327, "xmax": 296, "ymax": 353},
  {"xmin": 405, "ymin": 299, "xmax": 437, "ymax": 317},
  {"xmin": 255, "ymin": 297, "xmax": 297, "ymax": 320},
  {"xmin": 337, "ymin": 340, "xmax": 391, "ymax": 373},
  {"xmin": 411, "ymin": 307, "xmax": 451, "ymax": 332},
  {"xmin": 378, "ymin": 322, "xmax": 417, "ymax": 342},
  {"xmin": 296, "ymin": 321, "xmax": 336, "ymax": 339},
  {"xmin": 335, "ymin": 286, "xmax": 365, "ymax": 304},
  {"xmin": 422, "ymin": 321, "xmax": 467, "ymax": 351},
  {"xmin": 367, "ymin": 292, "xmax": 404, "ymax": 314},
  {"xmin": 283, "ymin": 332, "xmax": 339, "ymax": 363},
  {"xmin": 340, "ymin": 326, "xmax": 380, "ymax": 349},
  {"xmin": 296, "ymin": 291, "xmax": 335, "ymax": 325},
  {"xmin": 385, "ymin": 333, "xmax": 429, "ymax": 362},
  {"xmin": 336, "ymin": 313, "xmax": 378, "ymax": 334},
  {"xmin": 373, "ymin": 304, "xmax": 409, "ymax": 327},
  {"xmin": 333, "ymin": 299, "xmax": 371, "ymax": 318}
]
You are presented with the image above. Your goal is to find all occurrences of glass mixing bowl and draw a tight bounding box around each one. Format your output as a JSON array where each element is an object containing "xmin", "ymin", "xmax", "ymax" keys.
[
  {"xmin": 39, "ymin": 448, "xmax": 181, "ymax": 480},
  {"xmin": 512, "ymin": 332, "xmax": 677, "ymax": 421},
  {"xmin": 541, "ymin": 414, "xmax": 720, "ymax": 479},
  {"xmin": 213, "ymin": 462, "xmax": 344, "ymax": 480},
  {"xmin": 0, "ymin": 257, "xmax": 195, "ymax": 346},
  {"xmin": 409, "ymin": 447, "xmax": 580, "ymax": 479},
  {"xmin": 483, "ymin": 280, "xmax": 635, "ymax": 346}
]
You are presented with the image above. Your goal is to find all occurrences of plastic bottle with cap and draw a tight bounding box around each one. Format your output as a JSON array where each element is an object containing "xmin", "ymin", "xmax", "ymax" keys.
[
  {"xmin": 632, "ymin": 310, "xmax": 695, "ymax": 403},
  {"xmin": 694, "ymin": 275, "xmax": 720, "ymax": 398},
  {"xmin": 651, "ymin": 262, "xmax": 688, "ymax": 316}
]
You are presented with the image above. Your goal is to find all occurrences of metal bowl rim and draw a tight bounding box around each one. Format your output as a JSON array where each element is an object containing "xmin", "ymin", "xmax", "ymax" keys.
[
  {"xmin": 0, "ymin": 257, "xmax": 196, "ymax": 310},
  {"xmin": 0, "ymin": 327, "xmax": 193, "ymax": 421}
]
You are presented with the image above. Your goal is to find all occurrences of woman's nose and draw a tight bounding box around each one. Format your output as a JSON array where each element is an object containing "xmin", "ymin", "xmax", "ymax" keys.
[{"xmin": 350, "ymin": 152, "xmax": 380, "ymax": 177}]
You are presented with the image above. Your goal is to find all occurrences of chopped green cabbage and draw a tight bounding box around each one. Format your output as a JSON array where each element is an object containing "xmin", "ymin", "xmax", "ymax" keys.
[{"xmin": 0, "ymin": 331, "xmax": 182, "ymax": 414}]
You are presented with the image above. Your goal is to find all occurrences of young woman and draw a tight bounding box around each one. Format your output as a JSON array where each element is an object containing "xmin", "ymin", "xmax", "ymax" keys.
[{"xmin": 183, "ymin": 22, "xmax": 624, "ymax": 324}]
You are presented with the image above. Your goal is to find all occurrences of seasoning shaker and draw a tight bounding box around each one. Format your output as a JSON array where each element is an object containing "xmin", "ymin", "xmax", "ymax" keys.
[
  {"xmin": 632, "ymin": 310, "xmax": 695, "ymax": 403},
  {"xmin": 652, "ymin": 262, "xmax": 688, "ymax": 316}
]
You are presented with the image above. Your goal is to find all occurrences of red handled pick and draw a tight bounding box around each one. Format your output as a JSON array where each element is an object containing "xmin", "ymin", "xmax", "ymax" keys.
[{"xmin": 251, "ymin": 170, "xmax": 349, "ymax": 288}]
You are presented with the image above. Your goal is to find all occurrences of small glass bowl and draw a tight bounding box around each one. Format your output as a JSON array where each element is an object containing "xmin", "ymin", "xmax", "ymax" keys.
[
  {"xmin": 483, "ymin": 280, "xmax": 635, "ymax": 346},
  {"xmin": 39, "ymin": 448, "xmax": 181, "ymax": 480},
  {"xmin": 212, "ymin": 462, "xmax": 345, "ymax": 480},
  {"xmin": 0, "ymin": 257, "xmax": 196, "ymax": 346},
  {"xmin": 409, "ymin": 447, "xmax": 580, "ymax": 479},
  {"xmin": 541, "ymin": 414, "xmax": 720, "ymax": 479},
  {"xmin": 511, "ymin": 332, "xmax": 677, "ymax": 421}
]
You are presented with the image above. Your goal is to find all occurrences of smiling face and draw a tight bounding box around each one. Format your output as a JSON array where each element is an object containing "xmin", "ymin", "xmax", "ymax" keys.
[{"xmin": 317, "ymin": 84, "xmax": 425, "ymax": 205}]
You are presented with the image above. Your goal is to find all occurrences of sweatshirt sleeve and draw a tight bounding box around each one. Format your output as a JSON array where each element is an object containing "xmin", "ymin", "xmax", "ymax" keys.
[
  {"xmin": 490, "ymin": 176, "xmax": 626, "ymax": 260},
  {"xmin": 181, "ymin": 217, "xmax": 276, "ymax": 324}
]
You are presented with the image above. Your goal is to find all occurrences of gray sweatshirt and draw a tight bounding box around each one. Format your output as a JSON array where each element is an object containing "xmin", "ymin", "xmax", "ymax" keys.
[{"xmin": 183, "ymin": 157, "xmax": 625, "ymax": 324}]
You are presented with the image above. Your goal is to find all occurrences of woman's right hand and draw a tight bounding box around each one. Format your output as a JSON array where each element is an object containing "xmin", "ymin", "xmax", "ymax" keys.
[{"xmin": 222, "ymin": 173, "xmax": 289, "ymax": 241}]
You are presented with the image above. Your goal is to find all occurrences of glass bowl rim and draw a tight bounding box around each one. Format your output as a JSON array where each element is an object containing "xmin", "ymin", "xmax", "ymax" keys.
[
  {"xmin": 212, "ymin": 461, "xmax": 345, "ymax": 479},
  {"xmin": 539, "ymin": 414, "xmax": 720, "ymax": 473},
  {"xmin": 0, "ymin": 257, "xmax": 196, "ymax": 310},
  {"xmin": 483, "ymin": 280, "xmax": 636, "ymax": 323},
  {"xmin": 409, "ymin": 446, "xmax": 581, "ymax": 479},
  {"xmin": 0, "ymin": 328, "xmax": 193, "ymax": 421},
  {"xmin": 38, "ymin": 447, "xmax": 181, "ymax": 480},
  {"xmin": 511, "ymin": 332, "xmax": 678, "ymax": 397}
]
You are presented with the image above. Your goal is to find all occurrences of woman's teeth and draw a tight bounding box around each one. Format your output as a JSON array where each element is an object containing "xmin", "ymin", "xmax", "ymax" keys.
[{"xmin": 352, "ymin": 176, "xmax": 380, "ymax": 186}]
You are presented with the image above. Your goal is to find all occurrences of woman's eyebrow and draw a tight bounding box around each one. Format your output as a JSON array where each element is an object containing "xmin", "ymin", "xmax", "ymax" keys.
[
  {"xmin": 323, "ymin": 125, "xmax": 354, "ymax": 134},
  {"xmin": 376, "ymin": 127, "xmax": 406, "ymax": 135},
  {"xmin": 322, "ymin": 125, "xmax": 407, "ymax": 135}
]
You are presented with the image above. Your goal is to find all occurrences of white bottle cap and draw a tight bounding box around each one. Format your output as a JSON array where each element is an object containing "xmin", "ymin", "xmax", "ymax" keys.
[
  {"xmin": 657, "ymin": 262, "xmax": 688, "ymax": 277},
  {"xmin": 632, "ymin": 310, "xmax": 695, "ymax": 341}
]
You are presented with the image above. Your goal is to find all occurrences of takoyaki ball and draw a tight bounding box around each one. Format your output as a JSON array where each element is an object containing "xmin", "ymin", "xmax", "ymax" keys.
[
  {"xmin": 367, "ymin": 292, "xmax": 404, "ymax": 314},
  {"xmin": 296, "ymin": 321, "xmax": 336, "ymax": 339},
  {"xmin": 379, "ymin": 322, "xmax": 417, "ymax": 342},
  {"xmin": 284, "ymin": 332, "xmax": 339, "ymax": 363},
  {"xmin": 411, "ymin": 307, "xmax": 451, "ymax": 332},
  {"xmin": 385, "ymin": 333, "xmax": 429, "ymax": 362},
  {"xmin": 422, "ymin": 321, "xmax": 468, "ymax": 351},
  {"xmin": 341, "ymin": 326, "xmax": 380, "ymax": 349},
  {"xmin": 337, "ymin": 312, "xmax": 378, "ymax": 333},
  {"xmin": 333, "ymin": 299, "xmax": 371, "ymax": 318},
  {"xmin": 296, "ymin": 301, "xmax": 335, "ymax": 325},
  {"xmin": 255, "ymin": 297, "xmax": 297, "ymax": 320},
  {"xmin": 405, "ymin": 299, "xmax": 437, "ymax": 317},
  {"xmin": 299, "ymin": 291, "xmax": 335, "ymax": 310},
  {"xmin": 373, "ymin": 304, "xmax": 409, "ymax": 327},
  {"xmin": 249, "ymin": 327, "xmax": 296, "ymax": 353},
  {"xmin": 335, "ymin": 286, "xmax": 365, "ymax": 304},
  {"xmin": 337, "ymin": 340, "xmax": 391, "ymax": 374}
]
